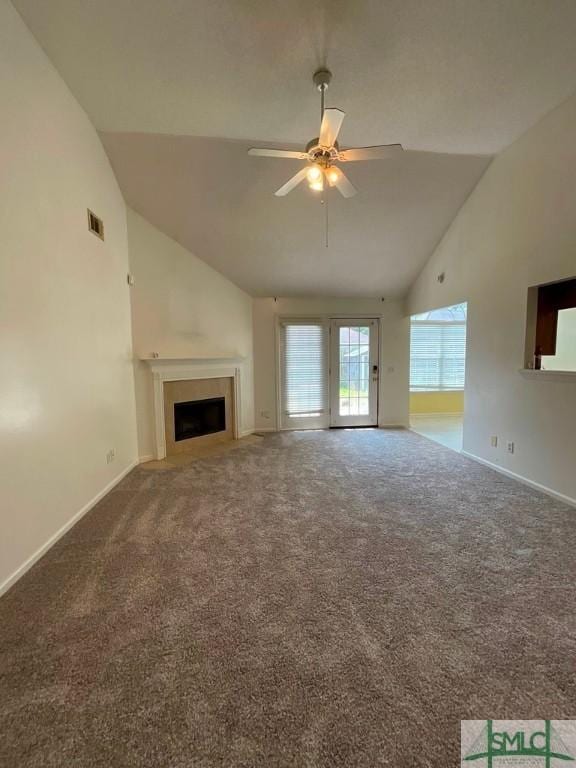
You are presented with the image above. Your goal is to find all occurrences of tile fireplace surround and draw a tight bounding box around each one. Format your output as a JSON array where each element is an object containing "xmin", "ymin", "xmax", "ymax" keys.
[{"xmin": 143, "ymin": 357, "xmax": 246, "ymax": 460}]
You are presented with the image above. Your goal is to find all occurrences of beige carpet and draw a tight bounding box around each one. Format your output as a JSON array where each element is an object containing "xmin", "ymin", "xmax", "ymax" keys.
[{"xmin": 0, "ymin": 429, "xmax": 574, "ymax": 767}]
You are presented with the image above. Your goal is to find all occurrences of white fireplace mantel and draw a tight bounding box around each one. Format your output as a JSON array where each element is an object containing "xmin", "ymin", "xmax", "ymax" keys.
[{"xmin": 143, "ymin": 356, "xmax": 246, "ymax": 460}]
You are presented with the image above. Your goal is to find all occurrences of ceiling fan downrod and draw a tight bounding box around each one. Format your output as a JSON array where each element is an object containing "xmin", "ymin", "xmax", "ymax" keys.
[{"xmin": 313, "ymin": 68, "xmax": 332, "ymax": 121}]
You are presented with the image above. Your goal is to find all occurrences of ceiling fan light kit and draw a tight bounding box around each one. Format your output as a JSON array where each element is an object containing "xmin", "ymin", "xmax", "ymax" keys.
[
  {"xmin": 306, "ymin": 164, "xmax": 324, "ymax": 191},
  {"xmin": 248, "ymin": 69, "xmax": 404, "ymax": 198}
]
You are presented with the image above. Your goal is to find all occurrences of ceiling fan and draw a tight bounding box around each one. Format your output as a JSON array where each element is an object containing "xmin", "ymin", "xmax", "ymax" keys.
[{"xmin": 248, "ymin": 69, "xmax": 403, "ymax": 198}]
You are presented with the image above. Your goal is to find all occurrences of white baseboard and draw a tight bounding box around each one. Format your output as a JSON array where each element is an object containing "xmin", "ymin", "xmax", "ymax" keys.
[
  {"xmin": 378, "ymin": 423, "xmax": 408, "ymax": 429},
  {"xmin": 0, "ymin": 458, "xmax": 139, "ymax": 598},
  {"xmin": 253, "ymin": 427, "xmax": 276, "ymax": 433},
  {"xmin": 139, "ymin": 454, "xmax": 154, "ymax": 464},
  {"xmin": 239, "ymin": 428, "xmax": 256, "ymax": 438},
  {"xmin": 461, "ymin": 450, "xmax": 576, "ymax": 509}
]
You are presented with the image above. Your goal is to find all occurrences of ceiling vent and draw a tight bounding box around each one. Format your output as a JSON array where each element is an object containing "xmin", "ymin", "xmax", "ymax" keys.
[{"xmin": 87, "ymin": 209, "xmax": 104, "ymax": 240}]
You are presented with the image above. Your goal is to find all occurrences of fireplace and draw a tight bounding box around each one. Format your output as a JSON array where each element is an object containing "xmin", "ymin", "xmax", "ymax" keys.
[
  {"xmin": 162, "ymin": 375, "xmax": 235, "ymax": 456},
  {"xmin": 174, "ymin": 397, "xmax": 226, "ymax": 441},
  {"xmin": 144, "ymin": 358, "xmax": 246, "ymax": 460}
]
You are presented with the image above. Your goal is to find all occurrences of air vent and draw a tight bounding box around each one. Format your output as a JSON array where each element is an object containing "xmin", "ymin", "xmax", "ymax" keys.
[{"xmin": 87, "ymin": 209, "xmax": 104, "ymax": 240}]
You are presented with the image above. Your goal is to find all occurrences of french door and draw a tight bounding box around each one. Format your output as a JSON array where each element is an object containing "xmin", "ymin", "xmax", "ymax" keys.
[
  {"xmin": 278, "ymin": 317, "xmax": 379, "ymax": 430},
  {"xmin": 329, "ymin": 319, "xmax": 379, "ymax": 427}
]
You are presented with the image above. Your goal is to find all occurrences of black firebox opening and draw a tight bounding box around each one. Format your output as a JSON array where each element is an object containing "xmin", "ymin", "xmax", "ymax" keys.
[{"xmin": 174, "ymin": 397, "xmax": 226, "ymax": 441}]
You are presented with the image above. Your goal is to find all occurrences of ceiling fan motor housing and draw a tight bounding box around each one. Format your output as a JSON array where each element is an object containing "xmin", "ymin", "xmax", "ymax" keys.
[{"xmin": 306, "ymin": 138, "xmax": 339, "ymax": 166}]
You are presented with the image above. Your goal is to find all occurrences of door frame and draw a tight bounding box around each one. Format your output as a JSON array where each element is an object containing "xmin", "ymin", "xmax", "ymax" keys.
[
  {"xmin": 275, "ymin": 314, "xmax": 381, "ymax": 431},
  {"xmin": 329, "ymin": 317, "xmax": 380, "ymax": 428}
]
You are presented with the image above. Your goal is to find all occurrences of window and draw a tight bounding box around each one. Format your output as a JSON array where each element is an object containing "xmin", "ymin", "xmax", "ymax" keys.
[
  {"xmin": 410, "ymin": 303, "xmax": 467, "ymax": 391},
  {"xmin": 279, "ymin": 320, "xmax": 329, "ymax": 428}
]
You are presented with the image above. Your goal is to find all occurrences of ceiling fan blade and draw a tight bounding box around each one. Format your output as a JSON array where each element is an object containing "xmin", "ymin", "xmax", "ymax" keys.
[
  {"xmin": 274, "ymin": 167, "xmax": 309, "ymax": 197},
  {"xmin": 331, "ymin": 167, "xmax": 357, "ymax": 198},
  {"xmin": 248, "ymin": 148, "xmax": 307, "ymax": 159},
  {"xmin": 319, "ymin": 108, "xmax": 346, "ymax": 148},
  {"xmin": 339, "ymin": 144, "xmax": 404, "ymax": 162}
]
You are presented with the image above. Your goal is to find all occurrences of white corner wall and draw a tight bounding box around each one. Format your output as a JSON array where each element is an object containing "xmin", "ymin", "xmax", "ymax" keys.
[
  {"xmin": 407, "ymin": 94, "xmax": 576, "ymax": 503},
  {"xmin": 253, "ymin": 297, "xmax": 409, "ymax": 432},
  {"xmin": 127, "ymin": 209, "xmax": 255, "ymax": 459},
  {"xmin": 0, "ymin": 0, "xmax": 138, "ymax": 593}
]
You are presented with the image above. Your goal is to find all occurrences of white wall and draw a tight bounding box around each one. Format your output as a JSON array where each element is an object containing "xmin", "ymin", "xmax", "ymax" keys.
[
  {"xmin": 408, "ymin": 94, "xmax": 576, "ymax": 503},
  {"xmin": 253, "ymin": 297, "xmax": 409, "ymax": 432},
  {"xmin": 542, "ymin": 308, "xmax": 576, "ymax": 372},
  {"xmin": 127, "ymin": 209, "xmax": 254, "ymax": 458},
  {"xmin": 0, "ymin": 0, "xmax": 138, "ymax": 592}
]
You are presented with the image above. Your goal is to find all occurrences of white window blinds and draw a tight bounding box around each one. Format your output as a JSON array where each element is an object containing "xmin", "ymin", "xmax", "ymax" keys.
[
  {"xmin": 279, "ymin": 321, "xmax": 329, "ymax": 426},
  {"xmin": 410, "ymin": 322, "xmax": 466, "ymax": 391}
]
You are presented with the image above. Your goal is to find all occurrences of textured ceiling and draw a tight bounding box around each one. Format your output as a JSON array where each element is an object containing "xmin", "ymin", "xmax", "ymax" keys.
[
  {"xmin": 13, "ymin": 0, "xmax": 576, "ymax": 153},
  {"xmin": 13, "ymin": 0, "xmax": 576, "ymax": 296},
  {"xmin": 101, "ymin": 133, "xmax": 489, "ymax": 297}
]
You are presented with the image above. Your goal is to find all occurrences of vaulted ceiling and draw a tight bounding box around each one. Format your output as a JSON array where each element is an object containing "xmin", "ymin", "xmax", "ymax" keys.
[
  {"xmin": 100, "ymin": 133, "xmax": 489, "ymax": 297},
  {"xmin": 13, "ymin": 0, "xmax": 576, "ymax": 296}
]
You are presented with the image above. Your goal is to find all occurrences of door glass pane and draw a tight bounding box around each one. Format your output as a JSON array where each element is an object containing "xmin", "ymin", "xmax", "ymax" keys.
[{"xmin": 338, "ymin": 325, "xmax": 371, "ymax": 417}]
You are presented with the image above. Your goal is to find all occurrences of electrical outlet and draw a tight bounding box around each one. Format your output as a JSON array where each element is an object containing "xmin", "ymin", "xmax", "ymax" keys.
[
  {"xmin": 507, "ymin": 441, "xmax": 515, "ymax": 454},
  {"xmin": 260, "ymin": 410, "xmax": 270, "ymax": 419},
  {"xmin": 491, "ymin": 436, "xmax": 498, "ymax": 447},
  {"xmin": 106, "ymin": 449, "xmax": 116, "ymax": 464}
]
